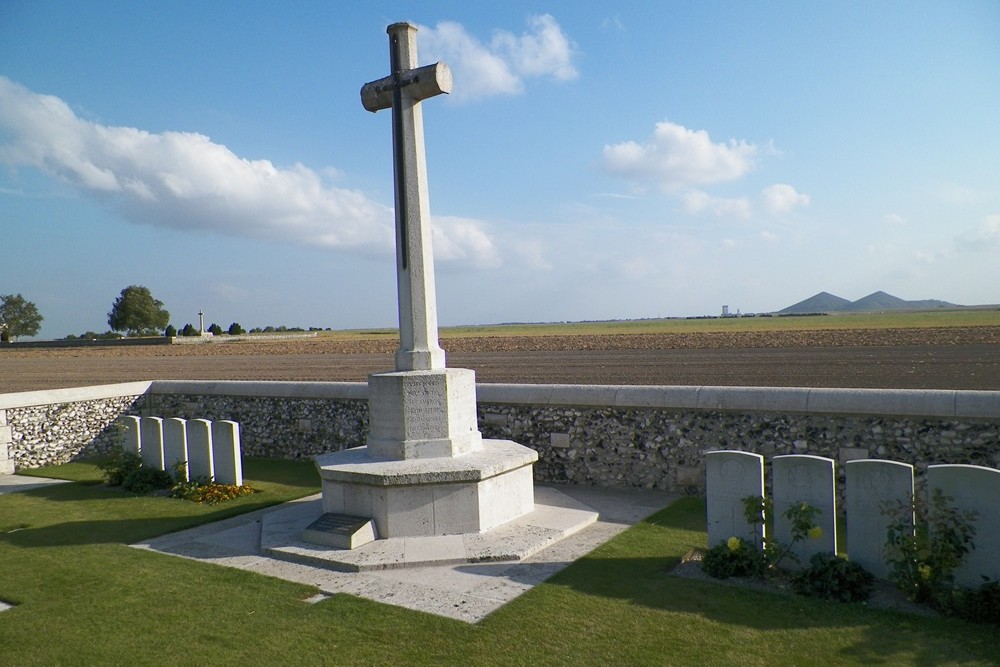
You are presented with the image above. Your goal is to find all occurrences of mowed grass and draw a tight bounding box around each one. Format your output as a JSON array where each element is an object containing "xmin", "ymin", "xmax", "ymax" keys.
[
  {"xmin": 3, "ymin": 461, "xmax": 999, "ymax": 665},
  {"xmin": 320, "ymin": 308, "xmax": 1000, "ymax": 340}
]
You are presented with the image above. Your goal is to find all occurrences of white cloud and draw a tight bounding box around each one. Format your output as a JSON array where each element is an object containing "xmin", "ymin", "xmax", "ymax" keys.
[
  {"xmin": 601, "ymin": 15, "xmax": 626, "ymax": 33},
  {"xmin": 932, "ymin": 183, "xmax": 990, "ymax": 206},
  {"xmin": 419, "ymin": 15, "xmax": 577, "ymax": 102},
  {"xmin": 431, "ymin": 215, "xmax": 501, "ymax": 268},
  {"xmin": 956, "ymin": 214, "xmax": 1000, "ymax": 250},
  {"xmin": 680, "ymin": 189, "xmax": 752, "ymax": 219},
  {"xmin": 493, "ymin": 15, "xmax": 578, "ymax": 81},
  {"xmin": 762, "ymin": 183, "xmax": 810, "ymax": 214},
  {"xmin": 883, "ymin": 212, "xmax": 906, "ymax": 226},
  {"xmin": 602, "ymin": 120, "xmax": 758, "ymax": 191},
  {"xmin": 0, "ymin": 76, "xmax": 497, "ymax": 264}
]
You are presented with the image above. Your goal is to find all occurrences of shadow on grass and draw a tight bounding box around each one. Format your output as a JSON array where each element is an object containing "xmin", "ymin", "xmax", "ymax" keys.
[
  {"xmin": 528, "ymin": 496, "xmax": 1000, "ymax": 665},
  {"xmin": 1, "ymin": 457, "xmax": 322, "ymax": 547}
]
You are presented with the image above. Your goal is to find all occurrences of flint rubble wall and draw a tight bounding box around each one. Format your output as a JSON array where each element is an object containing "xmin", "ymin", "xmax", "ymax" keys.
[{"xmin": 1, "ymin": 381, "xmax": 997, "ymax": 494}]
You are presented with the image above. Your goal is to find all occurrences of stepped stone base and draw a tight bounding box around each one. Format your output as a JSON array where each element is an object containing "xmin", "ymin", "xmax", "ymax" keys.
[
  {"xmin": 314, "ymin": 439, "xmax": 538, "ymax": 539},
  {"xmin": 263, "ymin": 486, "xmax": 599, "ymax": 572}
]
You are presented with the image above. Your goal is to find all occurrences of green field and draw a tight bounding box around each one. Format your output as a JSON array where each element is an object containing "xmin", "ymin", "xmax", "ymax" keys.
[{"xmin": 320, "ymin": 309, "xmax": 1000, "ymax": 340}]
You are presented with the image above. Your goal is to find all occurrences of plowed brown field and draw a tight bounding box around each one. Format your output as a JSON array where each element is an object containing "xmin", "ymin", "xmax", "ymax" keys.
[{"xmin": 1, "ymin": 326, "xmax": 998, "ymax": 393}]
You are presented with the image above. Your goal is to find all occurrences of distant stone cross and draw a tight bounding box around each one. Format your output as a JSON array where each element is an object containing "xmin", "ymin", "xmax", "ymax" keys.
[{"xmin": 361, "ymin": 22, "xmax": 452, "ymax": 372}]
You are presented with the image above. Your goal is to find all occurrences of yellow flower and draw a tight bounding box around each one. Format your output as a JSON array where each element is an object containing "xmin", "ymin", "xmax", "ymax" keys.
[
  {"xmin": 807, "ymin": 526, "xmax": 823, "ymax": 540},
  {"xmin": 918, "ymin": 564, "xmax": 933, "ymax": 581},
  {"xmin": 727, "ymin": 536, "xmax": 741, "ymax": 552}
]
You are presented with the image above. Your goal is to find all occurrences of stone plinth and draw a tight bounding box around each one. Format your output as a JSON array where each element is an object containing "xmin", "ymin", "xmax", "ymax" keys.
[
  {"xmin": 367, "ymin": 368, "xmax": 482, "ymax": 459},
  {"xmin": 316, "ymin": 440, "xmax": 537, "ymax": 538}
]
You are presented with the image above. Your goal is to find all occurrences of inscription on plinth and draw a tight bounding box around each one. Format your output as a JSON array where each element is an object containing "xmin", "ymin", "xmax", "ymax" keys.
[{"xmin": 303, "ymin": 513, "xmax": 377, "ymax": 550}]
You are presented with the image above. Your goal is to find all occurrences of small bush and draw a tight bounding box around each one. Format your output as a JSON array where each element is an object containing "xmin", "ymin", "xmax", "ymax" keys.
[
  {"xmin": 883, "ymin": 488, "xmax": 977, "ymax": 606},
  {"xmin": 791, "ymin": 553, "xmax": 876, "ymax": 602},
  {"xmin": 97, "ymin": 449, "xmax": 143, "ymax": 487},
  {"xmin": 950, "ymin": 579, "xmax": 1000, "ymax": 626},
  {"xmin": 98, "ymin": 447, "xmax": 173, "ymax": 494},
  {"xmin": 164, "ymin": 324, "xmax": 177, "ymax": 337},
  {"xmin": 702, "ymin": 537, "xmax": 768, "ymax": 579},
  {"xmin": 120, "ymin": 466, "xmax": 174, "ymax": 494}
]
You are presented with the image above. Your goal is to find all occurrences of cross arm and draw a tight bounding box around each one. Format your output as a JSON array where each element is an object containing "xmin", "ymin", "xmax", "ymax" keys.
[{"xmin": 360, "ymin": 62, "xmax": 453, "ymax": 113}]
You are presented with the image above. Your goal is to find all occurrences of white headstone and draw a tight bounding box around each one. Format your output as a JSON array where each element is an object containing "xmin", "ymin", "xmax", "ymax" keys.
[
  {"xmin": 772, "ymin": 454, "xmax": 837, "ymax": 565},
  {"xmin": 162, "ymin": 417, "xmax": 189, "ymax": 480},
  {"xmin": 705, "ymin": 450, "xmax": 766, "ymax": 548},
  {"xmin": 186, "ymin": 418, "xmax": 215, "ymax": 482},
  {"xmin": 120, "ymin": 415, "xmax": 141, "ymax": 456},
  {"xmin": 211, "ymin": 420, "xmax": 243, "ymax": 486},
  {"xmin": 928, "ymin": 464, "xmax": 1000, "ymax": 587},
  {"xmin": 139, "ymin": 417, "xmax": 164, "ymax": 470},
  {"xmin": 845, "ymin": 459, "xmax": 914, "ymax": 579}
]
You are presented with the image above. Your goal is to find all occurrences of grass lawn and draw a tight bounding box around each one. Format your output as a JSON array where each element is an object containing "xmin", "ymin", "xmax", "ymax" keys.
[{"xmin": 2, "ymin": 459, "xmax": 998, "ymax": 666}]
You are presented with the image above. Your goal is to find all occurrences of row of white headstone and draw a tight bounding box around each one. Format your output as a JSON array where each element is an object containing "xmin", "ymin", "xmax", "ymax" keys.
[
  {"xmin": 120, "ymin": 416, "xmax": 243, "ymax": 486},
  {"xmin": 705, "ymin": 451, "xmax": 1000, "ymax": 587}
]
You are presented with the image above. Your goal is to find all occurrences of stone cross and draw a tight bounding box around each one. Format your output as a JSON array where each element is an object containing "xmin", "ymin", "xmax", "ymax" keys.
[
  {"xmin": 198, "ymin": 309, "xmax": 205, "ymax": 334},
  {"xmin": 361, "ymin": 22, "xmax": 452, "ymax": 372}
]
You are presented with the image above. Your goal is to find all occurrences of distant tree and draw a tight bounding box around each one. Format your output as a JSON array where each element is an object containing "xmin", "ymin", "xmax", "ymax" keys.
[
  {"xmin": 180, "ymin": 323, "xmax": 199, "ymax": 337},
  {"xmin": 207, "ymin": 323, "xmax": 223, "ymax": 335},
  {"xmin": 0, "ymin": 293, "xmax": 44, "ymax": 341},
  {"xmin": 72, "ymin": 330, "xmax": 121, "ymax": 340},
  {"xmin": 107, "ymin": 286, "xmax": 170, "ymax": 337},
  {"xmin": 164, "ymin": 324, "xmax": 177, "ymax": 338},
  {"xmin": 227, "ymin": 322, "xmax": 245, "ymax": 335}
]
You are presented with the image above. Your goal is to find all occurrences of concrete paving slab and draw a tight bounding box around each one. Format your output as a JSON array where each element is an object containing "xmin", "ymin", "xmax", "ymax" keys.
[
  {"xmin": 0, "ymin": 474, "xmax": 70, "ymax": 495},
  {"xmin": 133, "ymin": 483, "xmax": 678, "ymax": 623}
]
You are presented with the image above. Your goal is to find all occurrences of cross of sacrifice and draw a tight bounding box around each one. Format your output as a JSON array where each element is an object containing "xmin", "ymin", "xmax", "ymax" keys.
[{"xmin": 361, "ymin": 22, "xmax": 452, "ymax": 373}]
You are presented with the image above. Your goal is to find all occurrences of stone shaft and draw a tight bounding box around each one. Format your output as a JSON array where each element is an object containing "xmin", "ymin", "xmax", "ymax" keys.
[{"xmin": 385, "ymin": 22, "xmax": 446, "ymax": 372}]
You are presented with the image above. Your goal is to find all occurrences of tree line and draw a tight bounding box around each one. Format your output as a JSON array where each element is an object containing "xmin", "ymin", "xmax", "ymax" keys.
[{"xmin": 1, "ymin": 286, "xmax": 329, "ymax": 342}]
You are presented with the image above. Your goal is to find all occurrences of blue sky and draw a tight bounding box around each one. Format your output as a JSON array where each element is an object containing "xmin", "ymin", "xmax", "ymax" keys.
[{"xmin": 2, "ymin": 1, "xmax": 998, "ymax": 338}]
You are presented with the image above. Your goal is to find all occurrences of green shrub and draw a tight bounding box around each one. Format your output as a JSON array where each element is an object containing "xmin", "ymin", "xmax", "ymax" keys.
[
  {"xmin": 164, "ymin": 324, "xmax": 177, "ymax": 337},
  {"xmin": 883, "ymin": 488, "xmax": 977, "ymax": 607},
  {"xmin": 702, "ymin": 537, "xmax": 768, "ymax": 579},
  {"xmin": 97, "ymin": 447, "xmax": 173, "ymax": 494},
  {"xmin": 120, "ymin": 466, "xmax": 174, "ymax": 494},
  {"xmin": 227, "ymin": 322, "xmax": 245, "ymax": 335},
  {"xmin": 739, "ymin": 495, "xmax": 823, "ymax": 570},
  {"xmin": 97, "ymin": 448, "xmax": 143, "ymax": 487},
  {"xmin": 791, "ymin": 553, "xmax": 876, "ymax": 602},
  {"xmin": 951, "ymin": 579, "xmax": 1000, "ymax": 626}
]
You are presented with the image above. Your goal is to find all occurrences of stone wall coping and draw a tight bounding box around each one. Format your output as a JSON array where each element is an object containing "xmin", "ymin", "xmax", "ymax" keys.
[
  {"xmin": 476, "ymin": 384, "xmax": 1000, "ymax": 420},
  {"xmin": 1, "ymin": 380, "xmax": 997, "ymax": 420},
  {"xmin": 148, "ymin": 380, "xmax": 369, "ymax": 400},
  {"xmin": 0, "ymin": 381, "xmax": 152, "ymax": 409}
]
